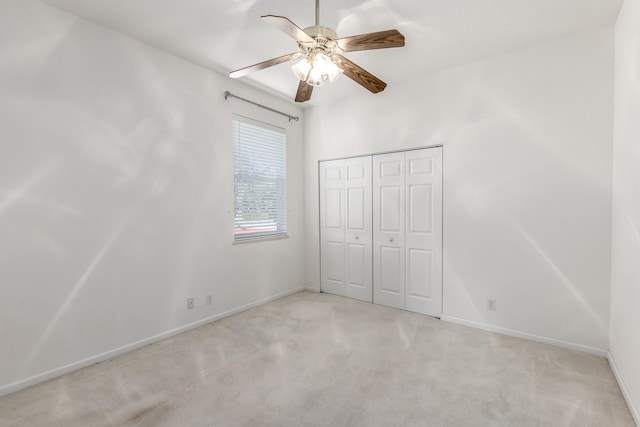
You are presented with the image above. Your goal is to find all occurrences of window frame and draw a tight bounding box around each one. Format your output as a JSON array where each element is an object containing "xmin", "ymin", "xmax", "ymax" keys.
[{"xmin": 232, "ymin": 114, "xmax": 288, "ymax": 244}]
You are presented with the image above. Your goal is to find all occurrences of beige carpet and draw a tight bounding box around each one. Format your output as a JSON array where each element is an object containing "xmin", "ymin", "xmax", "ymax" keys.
[{"xmin": 0, "ymin": 291, "xmax": 635, "ymax": 426}]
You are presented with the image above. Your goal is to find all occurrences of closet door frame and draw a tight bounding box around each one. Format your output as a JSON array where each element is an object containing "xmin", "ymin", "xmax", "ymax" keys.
[{"xmin": 319, "ymin": 146, "xmax": 443, "ymax": 316}]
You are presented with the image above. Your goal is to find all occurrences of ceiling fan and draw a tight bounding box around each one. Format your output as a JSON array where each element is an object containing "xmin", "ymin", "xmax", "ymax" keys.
[{"xmin": 229, "ymin": 0, "xmax": 405, "ymax": 103}]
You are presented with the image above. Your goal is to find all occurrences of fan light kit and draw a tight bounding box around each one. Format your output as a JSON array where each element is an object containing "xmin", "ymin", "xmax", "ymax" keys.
[
  {"xmin": 290, "ymin": 28, "xmax": 344, "ymax": 87},
  {"xmin": 229, "ymin": 0, "xmax": 405, "ymax": 102}
]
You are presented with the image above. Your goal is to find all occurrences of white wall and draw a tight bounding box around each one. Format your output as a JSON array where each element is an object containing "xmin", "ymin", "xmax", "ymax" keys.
[
  {"xmin": 305, "ymin": 28, "xmax": 614, "ymax": 353},
  {"xmin": 0, "ymin": 0, "xmax": 305, "ymax": 395},
  {"xmin": 611, "ymin": 0, "xmax": 640, "ymax": 422}
]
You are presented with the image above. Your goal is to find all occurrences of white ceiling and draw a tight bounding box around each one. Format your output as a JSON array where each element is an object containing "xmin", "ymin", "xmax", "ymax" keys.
[{"xmin": 42, "ymin": 0, "xmax": 622, "ymax": 106}]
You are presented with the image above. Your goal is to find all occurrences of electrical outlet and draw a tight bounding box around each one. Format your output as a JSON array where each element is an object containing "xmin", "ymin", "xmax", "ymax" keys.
[
  {"xmin": 187, "ymin": 298, "xmax": 195, "ymax": 310},
  {"xmin": 487, "ymin": 299, "xmax": 496, "ymax": 311},
  {"xmin": 206, "ymin": 294, "xmax": 213, "ymax": 306}
]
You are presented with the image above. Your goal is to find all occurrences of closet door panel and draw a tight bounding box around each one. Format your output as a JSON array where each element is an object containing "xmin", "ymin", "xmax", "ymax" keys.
[
  {"xmin": 324, "ymin": 189, "xmax": 342, "ymax": 229},
  {"xmin": 347, "ymin": 243, "xmax": 366, "ymax": 287},
  {"xmin": 408, "ymin": 184, "xmax": 433, "ymax": 234},
  {"xmin": 325, "ymin": 241, "xmax": 346, "ymax": 288},
  {"xmin": 320, "ymin": 160, "xmax": 346, "ymax": 296},
  {"xmin": 381, "ymin": 186, "xmax": 402, "ymax": 232},
  {"xmin": 373, "ymin": 152, "xmax": 405, "ymax": 309},
  {"xmin": 347, "ymin": 188, "xmax": 366, "ymax": 230},
  {"xmin": 344, "ymin": 157, "xmax": 373, "ymax": 302},
  {"xmin": 379, "ymin": 246, "xmax": 403, "ymax": 294},
  {"xmin": 405, "ymin": 148, "xmax": 442, "ymax": 316},
  {"xmin": 320, "ymin": 157, "xmax": 372, "ymax": 302},
  {"xmin": 407, "ymin": 248, "xmax": 432, "ymax": 298}
]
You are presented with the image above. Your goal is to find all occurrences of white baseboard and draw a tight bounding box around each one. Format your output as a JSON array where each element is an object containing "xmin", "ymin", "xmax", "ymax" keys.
[
  {"xmin": 304, "ymin": 286, "xmax": 320, "ymax": 293},
  {"xmin": 440, "ymin": 315, "xmax": 608, "ymax": 357},
  {"xmin": 607, "ymin": 351, "xmax": 640, "ymax": 426},
  {"xmin": 0, "ymin": 286, "xmax": 305, "ymax": 398}
]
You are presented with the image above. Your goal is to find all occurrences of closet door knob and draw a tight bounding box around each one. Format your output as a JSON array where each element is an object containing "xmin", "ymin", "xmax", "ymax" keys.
[
  {"xmin": 355, "ymin": 235, "xmax": 359, "ymax": 240},
  {"xmin": 389, "ymin": 238, "xmax": 394, "ymax": 243}
]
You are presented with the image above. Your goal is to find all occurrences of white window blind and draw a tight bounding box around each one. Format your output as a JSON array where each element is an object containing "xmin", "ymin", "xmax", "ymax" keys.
[{"xmin": 232, "ymin": 115, "xmax": 287, "ymax": 241}]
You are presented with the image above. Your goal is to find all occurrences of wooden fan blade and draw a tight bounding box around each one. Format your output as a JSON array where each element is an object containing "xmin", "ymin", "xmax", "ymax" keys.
[
  {"xmin": 336, "ymin": 55, "xmax": 387, "ymax": 94},
  {"xmin": 336, "ymin": 29, "xmax": 405, "ymax": 52},
  {"xmin": 261, "ymin": 15, "xmax": 314, "ymax": 43},
  {"xmin": 229, "ymin": 52, "xmax": 297, "ymax": 79},
  {"xmin": 295, "ymin": 80, "xmax": 313, "ymax": 103}
]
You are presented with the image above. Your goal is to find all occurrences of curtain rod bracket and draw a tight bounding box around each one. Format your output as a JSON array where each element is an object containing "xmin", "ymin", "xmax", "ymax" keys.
[{"xmin": 224, "ymin": 91, "xmax": 299, "ymax": 122}]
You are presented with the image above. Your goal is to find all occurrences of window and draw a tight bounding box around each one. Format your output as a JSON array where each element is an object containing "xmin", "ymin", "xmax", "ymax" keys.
[{"xmin": 232, "ymin": 114, "xmax": 287, "ymax": 242}]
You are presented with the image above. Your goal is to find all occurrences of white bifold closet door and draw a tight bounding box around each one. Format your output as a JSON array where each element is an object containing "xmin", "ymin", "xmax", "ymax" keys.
[
  {"xmin": 319, "ymin": 156, "xmax": 373, "ymax": 302},
  {"xmin": 373, "ymin": 147, "xmax": 442, "ymax": 317}
]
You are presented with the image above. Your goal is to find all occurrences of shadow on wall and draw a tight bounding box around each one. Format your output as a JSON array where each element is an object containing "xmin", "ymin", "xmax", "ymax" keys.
[
  {"xmin": 436, "ymin": 79, "xmax": 609, "ymax": 346},
  {"xmin": 0, "ymin": 16, "xmax": 227, "ymax": 382}
]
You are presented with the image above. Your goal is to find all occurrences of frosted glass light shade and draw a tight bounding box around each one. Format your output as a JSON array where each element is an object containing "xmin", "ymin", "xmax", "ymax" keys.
[
  {"xmin": 292, "ymin": 59, "xmax": 311, "ymax": 81},
  {"xmin": 327, "ymin": 62, "xmax": 343, "ymax": 82},
  {"xmin": 291, "ymin": 51, "xmax": 344, "ymax": 86},
  {"xmin": 313, "ymin": 52, "xmax": 331, "ymax": 70},
  {"xmin": 306, "ymin": 67, "xmax": 324, "ymax": 86}
]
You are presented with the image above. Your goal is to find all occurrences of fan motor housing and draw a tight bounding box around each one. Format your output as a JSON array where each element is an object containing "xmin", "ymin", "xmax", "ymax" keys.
[{"xmin": 303, "ymin": 25, "xmax": 338, "ymax": 40}]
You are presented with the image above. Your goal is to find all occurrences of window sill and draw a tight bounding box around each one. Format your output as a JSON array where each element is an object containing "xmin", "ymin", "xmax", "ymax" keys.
[{"xmin": 233, "ymin": 234, "xmax": 289, "ymax": 245}]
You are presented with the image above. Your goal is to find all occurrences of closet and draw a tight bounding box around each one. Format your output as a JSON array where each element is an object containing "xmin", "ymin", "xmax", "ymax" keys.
[{"xmin": 319, "ymin": 147, "xmax": 442, "ymax": 317}]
